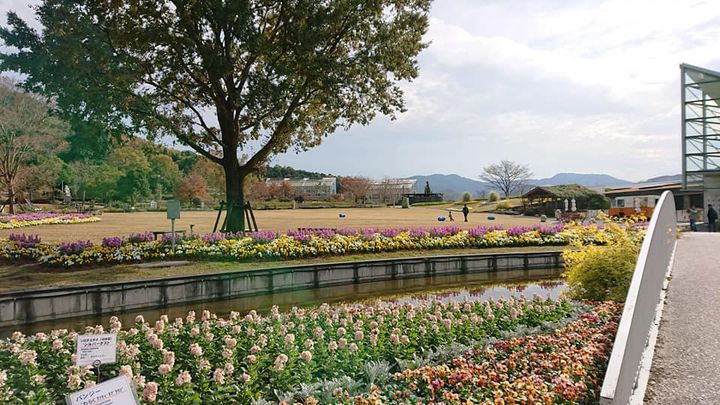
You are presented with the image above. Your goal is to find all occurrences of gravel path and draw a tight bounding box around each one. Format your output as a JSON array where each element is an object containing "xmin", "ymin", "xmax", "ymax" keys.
[{"xmin": 645, "ymin": 232, "xmax": 720, "ymax": 404}]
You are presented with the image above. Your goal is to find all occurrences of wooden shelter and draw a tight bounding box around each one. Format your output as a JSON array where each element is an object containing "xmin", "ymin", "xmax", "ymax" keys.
[{"xmin": 522, "ymin": 184, "xmax": 609, "ymax": 216}]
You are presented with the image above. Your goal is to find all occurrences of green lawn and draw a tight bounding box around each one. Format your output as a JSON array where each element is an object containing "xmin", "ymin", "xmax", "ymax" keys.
[{"xmin": 0, "ymin": 246, "xmax": 562, "ymax": 293}]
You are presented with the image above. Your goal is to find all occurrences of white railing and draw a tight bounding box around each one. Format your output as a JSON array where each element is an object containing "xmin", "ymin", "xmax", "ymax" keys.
[{"xmin": 600, "ymin": 191, "xmax": 677, "ymax": 404}]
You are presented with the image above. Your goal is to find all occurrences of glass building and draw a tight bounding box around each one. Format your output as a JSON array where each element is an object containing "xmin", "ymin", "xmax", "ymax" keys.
[{"xmin": 681, "ymin": 64, "xmax": 720, "ymax": 209}]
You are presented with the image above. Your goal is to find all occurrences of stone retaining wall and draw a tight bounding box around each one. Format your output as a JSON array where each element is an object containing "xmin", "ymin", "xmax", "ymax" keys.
[{"xmin": 0, "ymin": 251, "xmax": 562, "ymax": 327}]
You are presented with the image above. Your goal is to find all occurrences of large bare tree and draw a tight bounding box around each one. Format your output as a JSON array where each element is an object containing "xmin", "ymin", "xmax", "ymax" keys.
[
  {"xmin": 0, "ymin": 0, "xmax": 430, "ymax": 231},
  {"xmin": 479, "ymin": 160, "xmax": 532, "ymax": 198}
]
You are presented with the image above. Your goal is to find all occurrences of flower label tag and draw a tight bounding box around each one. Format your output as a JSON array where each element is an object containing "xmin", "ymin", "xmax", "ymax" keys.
[
  {"xmin": 76, "ymin": 333, "xmax": 117, "ymax": 367},
  {"xmin": 65, "ymin": 375, "xmax": 138, "ymax": 405}
]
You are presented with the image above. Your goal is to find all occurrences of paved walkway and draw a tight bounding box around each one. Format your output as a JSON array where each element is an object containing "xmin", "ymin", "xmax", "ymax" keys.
[{"xmin": 645, "ymin": 232, "xmax": 720, "ymax": 404}]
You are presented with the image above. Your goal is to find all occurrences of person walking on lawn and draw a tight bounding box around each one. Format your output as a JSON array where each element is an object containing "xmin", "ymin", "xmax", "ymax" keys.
[{"xmin": 462, "ymin": 204, "xmax": 470, "ymax": 222}]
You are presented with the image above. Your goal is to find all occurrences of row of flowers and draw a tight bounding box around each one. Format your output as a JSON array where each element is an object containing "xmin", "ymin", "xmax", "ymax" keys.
[
  {"xmin": 0, "ymin": 213, "xmax": 100, "ymax": 229},
  {"xmin": 0, "ymin": 222, "xmax": 644, "ymax": 268},
  {"xmin": 0, "ymin": 294, "xmax": 618, "ymax": 404},
  {"xmin": 350, "ymin": 301, "xmax": 622, "ymax": 404}
]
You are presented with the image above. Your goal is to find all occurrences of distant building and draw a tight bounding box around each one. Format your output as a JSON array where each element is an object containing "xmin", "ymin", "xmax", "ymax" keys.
[
  {"xmin": 604, "ymin": 182, "xmax": 702, "ymax": 219},
  {"xmin": 266, "ymin": 177, "xmax": 337, "ymax": 199},
  {"xmin": 681, "ymin": 64, "xmax": 720, "ymax": 210},
  {"xmin": 368, "ymin": 179, "xmax": 417, "ymax": 204}
]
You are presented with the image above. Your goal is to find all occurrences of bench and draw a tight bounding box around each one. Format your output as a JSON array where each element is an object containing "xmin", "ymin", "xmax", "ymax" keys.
[{"xmin": 152, "ymin": 230, "xmax": 187, "ymax": 240}]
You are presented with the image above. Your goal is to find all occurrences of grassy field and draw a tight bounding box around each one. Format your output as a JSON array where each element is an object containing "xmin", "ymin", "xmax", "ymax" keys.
[
  {"xmin": 0, "ymin": 246, "xmax": 561, "ymax": 293},
  {"xmin": 0, "ymin": 204, "xmax": 541, "ymax": 243}
]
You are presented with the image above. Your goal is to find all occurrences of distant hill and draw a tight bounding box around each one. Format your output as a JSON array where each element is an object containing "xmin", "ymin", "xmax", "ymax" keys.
[
  {"xmin": 405, "ymin": 172, "xmax": 642, "ymax": 201},
  {"xmin": 640, "ymin": 174, "xmax": 681, "ymax": 184},
  {"xmin": 406, "ymin": 174, "xmax": 490, "ymax": 200},
  {"xmin": 528, "ymin": 173, "xmax": 631, "ymax": 187}
]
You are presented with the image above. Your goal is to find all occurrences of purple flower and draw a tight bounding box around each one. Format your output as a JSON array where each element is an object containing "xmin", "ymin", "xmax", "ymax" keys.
[
  {"xmin": 202, "ymin": 232, "xmax": 226, "ymax": 243},
  {"xmin": 533, "ymin": 223, "xmax": 564, "ymax": 235},
  {"xmin": 101, "ymin": 237, "xmax": 123, "ymax": 248},
  {"xmin": 408, "ymin": 228, "xmax": 429, "ymax": 238},
  {"xmin": 506, "ymin": 226, "xmax": 532, "ymax": 236},
  {"xmin": 336, "ymin": 227, "xmax": 358, "ymax": 236},
  {"xmin": 160, "ymin": 233, "xmax": 183, "ymax": 244},
  {"xmin": 59, "ymin": 240, "xmax": 93, "ymax": 254},
  {"xmin": 380, "ymin": 228, "xmax": 401, "ymax": 238},
  {"xmin": 247, "ymin": 230, "xmax": 277, "ymax": 243},
  {"xmin": 429, "ymin": 225, "xmax": 462, "ymax": 237},
  {"xmin": 128, "ymin": 232, "xmax": 154, "ymax": 243},
  {"xmin": 8, "ymin": 233, "xmax": 41, "ymax": 248}
]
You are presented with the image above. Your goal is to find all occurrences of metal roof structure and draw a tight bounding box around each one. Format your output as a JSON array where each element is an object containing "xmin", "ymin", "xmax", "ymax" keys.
[{"xmin": 681, "ymin": 64, "xmax": 720, "ymax": 190}]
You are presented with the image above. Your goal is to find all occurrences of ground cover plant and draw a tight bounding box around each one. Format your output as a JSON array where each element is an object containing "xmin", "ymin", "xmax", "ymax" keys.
[
  {"xmin": 0, "ymin": 222, "xmax": 640, "ymax": 268},
  {"xmin": 0, "ymin": 213, "xmax": 100, "ymax": 229},
  {"xmin": 0, "ymin": 295, "xmax": 620, "ymax": 404}
]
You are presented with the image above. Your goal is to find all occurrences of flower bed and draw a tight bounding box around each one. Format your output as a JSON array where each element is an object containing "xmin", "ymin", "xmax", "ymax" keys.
[
  {"xmin": 0, "ymin": 222, "xmax": 642, "ymax": 268},
  {"xmin": 0, "ymin": 213, "xmax": 100, "ymax": 229},
  {"xmin": 0, "ymin": 296, "xmax": 620, "ymax": 404}
]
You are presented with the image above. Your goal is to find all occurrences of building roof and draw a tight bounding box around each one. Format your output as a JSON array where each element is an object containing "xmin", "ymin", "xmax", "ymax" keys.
[
  {"xmin": 523, "ymin": 184, "xmax": 602, "ymax": 199},
  {"xmin": 267, "ymin": 177, "xmax": 336, "ymax": 187},
  {"xmin": 603, "ymin": 182, "xmax": 681, "ymax": 196}
]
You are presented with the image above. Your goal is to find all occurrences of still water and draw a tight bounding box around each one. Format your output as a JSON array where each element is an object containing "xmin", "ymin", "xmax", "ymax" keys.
[{"xmin": 2, "ymin": 268, "xmax": 565, "ymax": 337}]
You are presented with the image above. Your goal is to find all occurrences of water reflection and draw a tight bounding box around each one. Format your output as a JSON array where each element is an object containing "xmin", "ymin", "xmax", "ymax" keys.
[{"xmin": 1, "ymin": 268, "xmax": 565, "ymax": 337}]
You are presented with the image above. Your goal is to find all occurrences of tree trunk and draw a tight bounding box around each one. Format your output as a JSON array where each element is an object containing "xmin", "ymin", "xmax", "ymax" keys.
[
  {"xmin": 7, "ymin": 181, "xmax": 14, "ymax": 214},
  {"xmin": 223, "ymin": 162, "xmax": 246, "ymax": 233}
]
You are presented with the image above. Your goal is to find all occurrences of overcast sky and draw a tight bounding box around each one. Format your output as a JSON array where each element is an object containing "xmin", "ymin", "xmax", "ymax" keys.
[{"xmin": 3, "ymin": 0, "xmax": 720, "ymax": 181}]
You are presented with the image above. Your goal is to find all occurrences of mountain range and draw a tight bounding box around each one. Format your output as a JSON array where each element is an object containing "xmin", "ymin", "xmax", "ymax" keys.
[{"xmin": 406, "ymin": 173, "xmax": 679, "ymax": 200}]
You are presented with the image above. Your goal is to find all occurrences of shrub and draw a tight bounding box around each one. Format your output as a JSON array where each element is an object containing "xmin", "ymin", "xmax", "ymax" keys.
[
  {"xmin": 488, "ymin": 191, "xmax": 499, "ymax": 202},
  {"xmin": 496, "ymin": 202, "xmax": 511, "ymax": 210},
  {"xmin": 562, "ymin": 225, "xmax": 642, "ymax": 301},
  {"xmin": 462, "ymin": 192, "xmax": 472, "ymax": 202}
]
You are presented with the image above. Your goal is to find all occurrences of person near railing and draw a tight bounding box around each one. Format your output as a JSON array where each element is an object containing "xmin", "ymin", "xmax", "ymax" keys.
[{"xmin": 688, "ymin": 206, "xmax": 699, "ymax": 232}]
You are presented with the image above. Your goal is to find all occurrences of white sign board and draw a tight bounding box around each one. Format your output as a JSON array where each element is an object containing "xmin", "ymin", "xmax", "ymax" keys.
[
  {"xmin": 76, "ymin": 334, "xmax": 117, "ymax": 367},
  {"xmin": 66, "ymin": 375, "xmax": 138, "ymax": 405}
]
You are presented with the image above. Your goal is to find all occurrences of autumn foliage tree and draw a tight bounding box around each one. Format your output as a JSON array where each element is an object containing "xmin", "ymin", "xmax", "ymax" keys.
[
  {"xmin": 175, "ymin": 174, "xmax": 209, "ymax": 206},
  {"xmin": 0, "ymin": 0, "xmax": 430, "ymax": 231},
  {"xmin": 339, "ymin": 176, "xmax": 371, "ymax": 204}
]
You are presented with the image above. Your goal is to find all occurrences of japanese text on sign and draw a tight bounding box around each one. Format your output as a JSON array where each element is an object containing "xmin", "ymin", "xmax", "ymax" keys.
[
  {"xmin": 66, "ymin": 376, "xmax": 138, "ymax": 405},
  {"xmin": 76, "ymin": 333, "xmax": 117, "ymax": 367}
]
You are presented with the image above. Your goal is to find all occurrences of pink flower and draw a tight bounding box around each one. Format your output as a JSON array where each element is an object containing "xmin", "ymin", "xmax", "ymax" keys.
[
  {"xmin": 162, "ymin": 350, "xmax": 175, "ymax": 367},
  {"xmin": 337, "ymin": 327, "xmax": 346, "ymax": 336},
  {"xmin": 51, "ymin": 339, "xmax": 63, "ymax": 352},
  {"xmin": 158, "ymin": 364, "xmax": 172, "ymax": 375},
  {"xmin": 223, "ymin": 336, "xmax": 237, "ymax": 348},
  {"xmin": 241, "ymin": 372, "xmax": 251, "ymax": 382},
  {"xmin": 284, "ymin": 334, "xmax": 295, "ymax": 346},
  {"xmin": 189, "ymin": 343, "xmax": 203, "ymax": 357},
  {"xmin": 119, "ymin": 365, "xmax": 133, "ymax": 379},
  {"xmin": 144, "ymin": 382, "xmax": 159, "ymax": 402},
  {"xmin": 246, "ymin": 354, "xmax": 257, "ymax": 363},
  {"xmin": 135, "ymin": 315, "xmax": 145, "ymax": 324},
  {"xmin": 355, "ymin": 331, "xmax": 364, "ymax": 341},
  {"xmin": 213, "ymin": 368, "xmax": 225, "ymax": 385},
  {"xmin": 338, "ymin": 338, "xmax": 347, "ymax": 349},
  {"xmin": 300, "ymin": 351, "xmax": 313, "ymax": 362},
  {"xmin": 19, "ymin": 350, "xmax": 37, "ymax": 366},
  {"xmin": 304, "ymin": 339, "xmax": 315, "ymax": 349},
  {"xmin": 175, "ymin": 370, "xmax": 192, "ymax": 386},
  {"xmin": 273, "ymin": 354, "xmax": 289, "ymax": 371}
]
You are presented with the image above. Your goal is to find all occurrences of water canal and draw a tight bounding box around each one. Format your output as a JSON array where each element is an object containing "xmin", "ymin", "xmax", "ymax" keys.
[{"xmin": 1, "ymin": 267, "xmax": 564, "ymax": 337}]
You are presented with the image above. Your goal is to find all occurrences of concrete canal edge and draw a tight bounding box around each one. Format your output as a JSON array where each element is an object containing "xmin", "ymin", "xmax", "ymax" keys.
[{"xmin": 0, "ymin": 250, "xmax": 563, "ymax": 327}]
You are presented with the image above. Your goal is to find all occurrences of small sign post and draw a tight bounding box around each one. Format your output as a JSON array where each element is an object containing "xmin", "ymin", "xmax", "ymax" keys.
[
  {"xmin": 166, "ymin": 199, "xmax": 181, "ymax": 252},
  {"xmin": 76, "ymin": 333, "xmax": 117, "ymax": 367}
]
